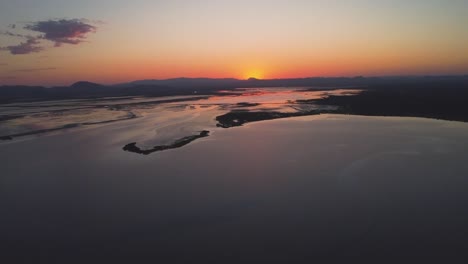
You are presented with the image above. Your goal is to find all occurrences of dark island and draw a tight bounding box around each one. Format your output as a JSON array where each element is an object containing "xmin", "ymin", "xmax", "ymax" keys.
[
  {"xmin": 123, "ymin": 130, "xmax": 210, "ymax": 155},
  {"xmin": 215, "ymin": 110, "xmax": 324, "ymax": 128},
  {"xmin": 303, "ymin": 79, "xmax": 468, "ymax": 123}
]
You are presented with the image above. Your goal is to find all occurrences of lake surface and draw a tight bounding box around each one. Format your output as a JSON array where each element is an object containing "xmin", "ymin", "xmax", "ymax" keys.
[{"xmin": 1, "ymin": 88, "xmax": 468, "ymax": 263}]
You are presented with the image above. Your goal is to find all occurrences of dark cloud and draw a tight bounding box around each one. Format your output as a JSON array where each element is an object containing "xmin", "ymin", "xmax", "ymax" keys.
[
  {"xmin": 25, "ymin": 19, "xmax": 97, "ymax": 47},
  {"xmin": 12, "ymin": 67, "xmax": 57, "ymax": 72},
  {"xmin": 0, "ymin": 63, "xmax": 7, "ymax": 66},
  {"xmin": 1, "ymin": 37, "xmax": 43, "ymax": 55},
  {"xmin": 1, "ymin": 18, "xmax": 99, "ymax": 55}
]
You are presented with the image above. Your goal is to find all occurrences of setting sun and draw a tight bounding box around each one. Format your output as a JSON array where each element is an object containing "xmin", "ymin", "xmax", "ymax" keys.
[{"xmin": 243, "ymin": 69, "xmax": 265, "ymax": 80}]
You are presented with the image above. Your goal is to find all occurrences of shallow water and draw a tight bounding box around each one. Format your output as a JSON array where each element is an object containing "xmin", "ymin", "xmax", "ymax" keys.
[
  {"xmin": 1, "ymin": 114, "xmax": 468, "ymax": 262},
  {"xmin": 0, "ymin": 87, "xmax": 356, "ymax": 147}
]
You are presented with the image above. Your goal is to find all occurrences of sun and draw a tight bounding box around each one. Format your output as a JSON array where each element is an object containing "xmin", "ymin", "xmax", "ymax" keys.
[{"xmin": 243, "ymin": 69, "xmax": 264, "ymax": 80}]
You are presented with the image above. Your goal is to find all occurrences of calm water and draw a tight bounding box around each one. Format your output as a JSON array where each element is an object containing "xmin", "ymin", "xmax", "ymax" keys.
[
  {"xmin": 0, "ymin": 87, "xmax": 356, "ymax": 141},
  {"xmin": 2, "ymin": 112, "xmax": 468, "ymax": 263}
]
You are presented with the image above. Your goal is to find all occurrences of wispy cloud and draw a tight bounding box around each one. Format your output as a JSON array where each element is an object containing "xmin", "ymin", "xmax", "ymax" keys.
[
  {"xmin": 1, "ymin": 31, "xmax": 30, "ymax": 38},
  {"xmin": 1, "ymin": 18, "xmax": 99, "ymax": 55},
  {"xmin": 0, "ymin": 37, "xmax": 43, "ymax": 55},
  {"xmin": 12, "ymin": 67, "xmax": 57, "ymax": 72}
]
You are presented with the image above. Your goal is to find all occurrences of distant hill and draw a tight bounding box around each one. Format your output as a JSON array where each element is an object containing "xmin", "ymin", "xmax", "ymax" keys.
[
  {"xmin": 70, "ymin": 81, "xmax": 105, "ymax": 89},
  {"xmin": 116, "ymin": 76, "xmax": 372, "ymax": 89},
  {"xmin": 120, "ymin": 78, "xmax": 240, "ymax": 88}
]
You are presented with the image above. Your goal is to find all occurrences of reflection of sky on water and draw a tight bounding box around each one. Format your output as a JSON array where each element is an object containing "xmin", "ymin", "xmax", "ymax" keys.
[
  {"xmin": 0, "ymin": 87, "xmax": 359, "ymax": 143},
  {"xmin": 0, "ymin": 108, "xmax": 131, "ymax": 135},
  {"xmin": 204, "ymin": 88, "xmax": 359, "ymax": 105},
  {"xmin": 1, "ymin": 114, "xmax": 468, "ymax": 261}
]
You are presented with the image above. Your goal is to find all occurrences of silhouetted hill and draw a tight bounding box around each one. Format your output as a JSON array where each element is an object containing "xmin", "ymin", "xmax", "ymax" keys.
[
  {"xmin": 117, "ymin": 76, "xmax": 374, "ymax": 89},
  {"xmin": 121, "ymin": 78, "xmax": 240, "ymax": 88},
  {"xmin": 70, "ymin": 81, "xmax": 105, "ymax": 89}
]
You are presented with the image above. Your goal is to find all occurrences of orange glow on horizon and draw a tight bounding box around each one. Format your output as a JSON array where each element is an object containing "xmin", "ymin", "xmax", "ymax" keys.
[
  {"xmin": 243, "ymin": 69, "xmax": 265, "ymax": 80},
  {"xmin": 1, "ymin": 1, "xmax": 468, "ymax": 87}
]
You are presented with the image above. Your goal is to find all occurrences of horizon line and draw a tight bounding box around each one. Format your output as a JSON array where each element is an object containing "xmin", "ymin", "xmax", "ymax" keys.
[{"xmin": 2, "ymin": 74, "xmax": 468, "ymax": 88}]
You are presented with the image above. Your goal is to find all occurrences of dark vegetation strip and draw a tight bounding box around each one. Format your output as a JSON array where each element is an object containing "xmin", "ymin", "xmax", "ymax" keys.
[
  {"xmin": 215, "ymin": 110, "xmax": 326, "ymax": 128},
  {"xmin": 123, "ymin": 131, "xmax": 210, "ymax": 155},
  {"xmin": 303, "ymin": 84, "xmax": 468, "ymax": 123}
]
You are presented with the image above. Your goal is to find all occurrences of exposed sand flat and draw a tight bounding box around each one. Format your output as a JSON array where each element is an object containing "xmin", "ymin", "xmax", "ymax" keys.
[{"xmin": 0, "ymin": 88, "xmax": 356, "ymax": 145}]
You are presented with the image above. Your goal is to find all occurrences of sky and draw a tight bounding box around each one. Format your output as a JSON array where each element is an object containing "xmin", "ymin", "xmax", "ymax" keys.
[{"xmin": 0, "ymin": 0, "xmax": 468, "ymax": 86}]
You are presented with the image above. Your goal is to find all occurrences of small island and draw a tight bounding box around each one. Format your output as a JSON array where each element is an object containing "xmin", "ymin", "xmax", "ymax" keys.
[{"xmin": 123, "ymin": 130, "xmax": 210, "ymax": 155}]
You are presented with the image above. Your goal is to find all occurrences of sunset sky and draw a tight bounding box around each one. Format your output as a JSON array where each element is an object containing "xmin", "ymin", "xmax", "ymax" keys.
[{"xmin": 1, "ymin": 0, "xmax": 468, "ymax": 86}]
